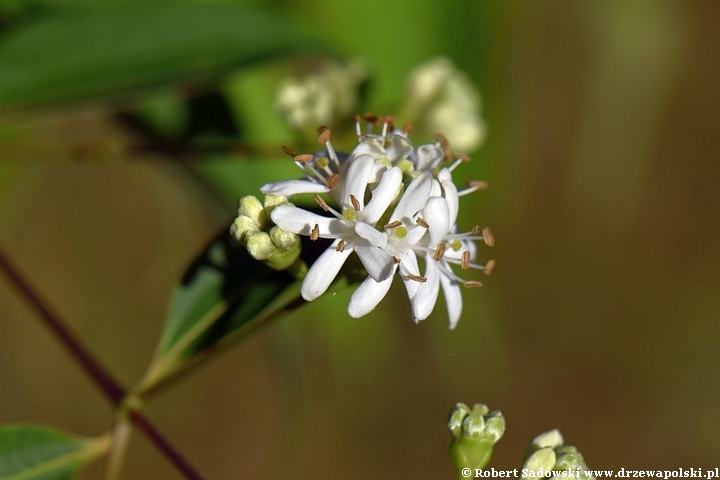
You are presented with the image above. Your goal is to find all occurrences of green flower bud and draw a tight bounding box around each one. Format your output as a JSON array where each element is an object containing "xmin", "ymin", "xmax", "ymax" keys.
[
  {"xmin": 448, "ymin": 403, "xmax": 505, "ymax": 478},
  {"xmin": 230, "ymin": 216, "xmax": 259, "ymax": 243},
  {"xmin": 263, "ymin": 194, "xmax": 289, "ymax": 216},
  {"xmin": 245, "ymin": 231, "xmax": 276, "ymax": 261},
  {"xmin": 531, "ymin": 429, "xmax": 564, "ymax": 451},
  {"xmin": 522, "ymin": 447, "xmax": 557, "ymax": 479},
  {"xmin": 238, "ymin": 196, "xmax": 268, "ymax": 230},
  {"xmin": 522, "ymin": 430, "xmax": 594, "ymax": 480},
  {"xmin": 269, "ymin": 225, "xmax": 299, "ymax": 250}
]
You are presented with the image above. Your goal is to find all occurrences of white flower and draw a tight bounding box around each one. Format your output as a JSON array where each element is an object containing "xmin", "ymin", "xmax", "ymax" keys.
[{"xmin": 271, "ymin": 155, "xmax": 401, "ymax": 301}]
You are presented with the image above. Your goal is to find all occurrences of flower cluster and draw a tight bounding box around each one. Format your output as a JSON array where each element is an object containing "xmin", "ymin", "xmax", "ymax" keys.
[{"xmin": 259, "ymin": 115, "xmax": 494, "ymax": 329}]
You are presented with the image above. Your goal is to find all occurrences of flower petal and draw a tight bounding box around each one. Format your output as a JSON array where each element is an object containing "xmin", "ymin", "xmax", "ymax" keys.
[
  {"xmin": 421, "ymin": 196, "xmax": 450, "ymax": 245},
  {"xmin": 355, "ymin": 244, "xmax": 394, "ymax": 282},
  {"xmin": 411, "ymin": 254, "xmax": 440, "ymax": 322},
  {"xmin": 416, "ymin": 144, "xmax": 444, "ymax": 171},
  {"xmin": 438, "ymin": 168, "xmax": 459, "ymax": 225},
  {"xmin": 355, "ymin": 222, "xmax": 387, "ymax": 249},
  {"xmin": 343, "ymin": 155, "xmax": 375, "ymax": 209},
  {"xmin": 301, "ymin": 241, "xmax": 353, "ymax": 301},
  {"xmin": 391, "ymin": 171, "xmax": 432, "ymax": 221},
  {"xmin": 386, "ymin": 134, "xmax": 413, "ymax": 161},
  {"xmin": 361, "ymin": 167, "xmax": 402, "ymax": 225},
  {"xmin": 398, "ymin": 248, "xmax": 421, "ymax": 300},
  {"xmin": 348, "ymin": 268, "xmax": 396, "ymax": 318},
  {"xmin": 439, "ymin": 267, "xmax": 463, "ymax": 329},
  {"xmin": 260, "ymin": 179, "xmax": 329, "ymax": 197},
  {"xmin": 271, "ymin": 205, "xmax": 347, "ymax": 237}
]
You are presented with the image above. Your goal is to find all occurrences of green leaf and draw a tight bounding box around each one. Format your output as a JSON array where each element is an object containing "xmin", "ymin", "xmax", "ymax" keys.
[
  {"xmin": 136, "ymin": 228, "xmax": 330, "ymax": 396},
  {"xmin": 0, "ymin": 425, "xmax": 109, "ymax": 480},
  {"xmin": 0, "ymin": 3, "xmax": 318, "ymax": 108}
]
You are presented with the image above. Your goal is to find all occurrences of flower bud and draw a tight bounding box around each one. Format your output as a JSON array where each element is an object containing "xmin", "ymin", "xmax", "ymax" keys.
[
  {"xmin": 269, "ymin": 225, "xmax": 299, "ymax": 250},
  {"xmin": 238, "ymin": 195, "xmax": 268, "ymax": 229},
  {"xmin": 523, "ymin": 430, "xmax": 595, "ymax": 480},
  {"xmin": 245, "ymin": 231, "xmax": 276, "ymax": 260},
  {"xmin": 230, "ymin": 216, "xmax": 259, "ymax": 243},
  {"xmin": 448, "ymin": 403, "xmax": 505, "ymax": 476},
  {"xmin": 522, "ymin": 447, "xmax": 557, "ymax": 479}
]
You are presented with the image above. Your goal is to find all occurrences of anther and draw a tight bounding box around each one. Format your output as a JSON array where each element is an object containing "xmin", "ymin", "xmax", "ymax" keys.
[
  {"xmin": 392, "ymin": 256, "xmax": 401, "ymax": 264},
  {"xmin": 311, "ymin": 224, "xmax": 320, "ymax": 241},
  {"xmin": 317, "ymin": 125, "xmax": 328, "ymax": 134},
  {"xmin": 467, "ymin": 179, "xmax": 489, "ymax": 190},
  {"xmin": 364, "ymin": 112, "xmax": 378, "ymax": 124},
  {"xmin": 327, "ymin": 173, "xmax": 340, "ymax": 189},
  {"xmin": 406, "ymin": 274, "xmax": 427, "ymax": 283},
  {"xmin": 434, "ymin": 133, "xmax": 450, "ymax": 147},
  {"xmin": 384, "ymin": 220, "xmax": 402, "ymax": 230},
  {"xmin": 464, "ymin": 281, "xmax": 483, "ymax": 288},
  {"xmin": 482, "ymin": 227, "xmax": 495, "ymax": 247},
  {"xmin": 378, "ymin": 115, "xmax": 395, "ymax": 125},
  {"xmin": 461, "ymin": 251, "xmax": 471, "ymax": 270},
  {"xmin": 294, "ymin": 153, "xmax": 314, "ymax": 163},
  {"xmin": 434, "ymin": 243, "xmax": 446, "ymax": 261},
  {"xmin": 349, "ymin": 194, "xmax": 360, "ymax": 211},
  {"xmin": 443, "ymin": 146, "xmax": 453, "ymax": 162},
  {"xmin": 282, "ymin": 145, "xmax": 297, "ymax": 157},
  {"xmin": 484, "ymin": 259, "xmax": 496, "ymax": 276},
  {"xmin": 318, "ymin": 127, "xmax": 332, "ymax": 144},
  {"xmin": 336, "ymin": 239, "xmax": 345, "ymax": 252},
  {"xmin": 456, "ymin": 152, "xmax": 471, "ymax": 163},
  {"xmin": 314, "ymin": 194, "xmax": 329, "ymax": 212},
  {"xmin": 471, "ymin": 225, "xmax": 481, "ymax": 236},
  {"xmin": 403, "ymin": 123, "xmax": 413, "ymax": 133},
  {"xmin": 416, "ymin": 217, "xmax": 430, "ymax": 228}
]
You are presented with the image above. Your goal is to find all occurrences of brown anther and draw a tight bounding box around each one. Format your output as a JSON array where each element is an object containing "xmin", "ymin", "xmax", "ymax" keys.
[
  {"xmin": 434, "ymin": 133, "xmax": 450, "ymax": 147},
  {"xmin": 461, "ymin": 250, "xmax": 471, "ymax": 270},
  {"xmin": 377, "ymin": 115, "xmax": 395, "ymax": 125},
  {"xmin": 294, "ymin": 153, "xmax": 314, "ymax": 163},
  {"xmin": 318, "ymin": 128, "xmax": 332, "ymax": 144},
  {"xmin": 415, "ymin": 217, "xmax": 429, "ymax": 228},
  {"xmin": 464, "ymin": 281, "xmax": 483, "ymax": 288},
  {"xmin": 310, "ymin": 224, "xmax": 320, "ymax": 241},
  {"xmin": 364, "ymin": 112, "xmax": 378, "ymax": 124},
  {"xmin": 471, "ymin": 225, "xmax": 481, "ymax": 236},
  {"xmin": 336, "ymin": 239, "xmax": 345, "ymax": 252},
  {"xmin": 384, "ymin": 220, "xmax": 402, "ymax": 230},
  {"xmin": 354, "ymin": 114, "xmax": 361, "ymax": 123},
  {"xmin": 403, "ymin": 123, "xmax": 413, "ymax": 133},
  {"xmin": 482, "ymin": 227, "xmax": 495, "ymax": 247},
  {"xmin": 349, "ymin": 194, "xmax": 361, "ymax": 211},
  {"xmin": 326, "ymin": 173, "xmax": 340, "ymax": 190},
  {"xmin": 314, "ymin": 194, "xmax": 329, "ymax": 212},
  {"xmin": 406, "ymin": 274, "xmax": 427, "ymax": 283},
  {"xmin": 316, "ymin": 125, "xmax": 329, "ymax": 134},
  {"xmin": 456, "ymin": 152, "xmax": 471, "ymax": 163},
  {"xmin": 467, "ymin": 179, "xmax": 489, "ymax": 190},
  {"xmin": 392, "ymin": 256, "xmax": 401, "ymax": 264},
  {"xmin": 282, "ymin": 145, "xmax": 298, "ymax": 157},
  {"xmin": 483, "ymin": 259, "xmax": 496, "ymax": 276},
  {"xmin": 443, "ymin": 146, "xmax": 453, "ymax": 162},
  {"xmin": 434, "ymin": 243, "xmax": 446, "ymax": 261}
]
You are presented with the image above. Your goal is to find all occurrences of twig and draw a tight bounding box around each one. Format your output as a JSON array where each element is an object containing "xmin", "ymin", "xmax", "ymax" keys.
[{"xmin": 0, "ymin": 248, "xmax": 205, "ymax": 480}]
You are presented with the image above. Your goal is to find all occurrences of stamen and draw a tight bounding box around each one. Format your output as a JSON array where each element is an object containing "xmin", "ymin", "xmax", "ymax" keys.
[
  {"xmin": 311, "ymin": 224, "xmax": 320, "ymax": 241},
  {"xmin": 282, "ymin": 145, "xmax": 297, "ymax": 157},
  {"xmin": 294, "ymin": 153, "xmax": 314, "ymax": 163},
  {"xmin": 416, "ymin": 217, "xmax": 429, "ymax": 228},
  {"xmin": 364, "ymin": 112, "xmax": 378, "ymax": 124},
  {"xmin": 314, "ymin": 194, "xmax": 329, "ymax": 212},
  {"xmin": 384, "ymin": 220, "xmax": 402, "ymax": 230},
  {"xmin": 461, "ymin": 251, "xmax": 471, "ymax": 270},
  {"xmin": 327, "ymin": 173, "xmax": 340, "ymax": 189},
  {"xmin": 406, "ymin": 274, "xmax": 427, "ymax": 283},
  {"xmin": 392, "ymin": 256, "xmax": 401, "ymax": 264},
  {"xmin": 443, "ymin": 146, "xmax": 453, "ymax": 162},
  {"xmin": 465, "ymin": 179, "xmax": 489, "ymax": 191},
  {"xmin": 482, "ymin": 227, "xmax": 495, "ymax": 247},
  {"xmin": 471, "ymin": 225, "xmax": 481, "ymax": 236},
  {"xmin": 403, "ymin": 123, "xmax": 413, "ymax": 133},
  {"xmin": 434, "ymin": 243, "xmax": 446, "ymax": 261},
  {"xmin": 318, "ymin": 127, "xmax": 332, "ymax": 144},
  {"xmin": 484, "ymin": 259, "xmax": 496, "ymax": 276},
  {"xmin": 336, "ymin": 239, "xmax": 345, "ymax": 252},
  {"xmin": 456, "ymin": 152, "xmax": 471, "ymax": 163},
  {"xmin": 434, "ymin": 133, "xmax": 450, "ymax": 148},
  {"xmin": 349, "ymin": 194, "xmax": 360, "ymax": 211},
  {"xmin": 464, "ymin": 281, "xmax": 483, "ymax": 288},
  {"xmin": 355, "ymin": 114, "xmax": 362, "ymax": 138}
]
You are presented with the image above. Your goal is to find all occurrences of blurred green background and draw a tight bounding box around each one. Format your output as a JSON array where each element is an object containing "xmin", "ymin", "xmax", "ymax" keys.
[{"xmin": 1, "ymin": 0, "xmax": 719, "ymax": 478}]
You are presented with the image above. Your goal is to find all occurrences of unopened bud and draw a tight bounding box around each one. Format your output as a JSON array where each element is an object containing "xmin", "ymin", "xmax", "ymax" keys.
[
  {"xmin": 230, "ymin": 216, "xmax": 259, "ymax": 243},
  {"xmin": 269, "ymin": 225, "xmax": 299, "ymax": 250},
  {"xmin": 245, "ymin": 231, "xmax": 276, "ymax": 260},
  {"xmin": 531, "ymin": 429, "xmax": 564, "ymax": 451},
  {"xmin": 522, "ymin": 447, "xmax": 557, "ymax": 478},
  {"xmin": 448, "ymin": 403, "xmax": 504, "ymax": 476},
  {"xmin": 238, "ymin": 196, "xmax": 268, "ymax": 229}
]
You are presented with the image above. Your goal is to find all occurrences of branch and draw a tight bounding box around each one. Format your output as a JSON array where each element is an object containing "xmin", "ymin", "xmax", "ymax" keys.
[{"xmin": 0, "ymin": 248, "xmax": 205, "ymax": 480}]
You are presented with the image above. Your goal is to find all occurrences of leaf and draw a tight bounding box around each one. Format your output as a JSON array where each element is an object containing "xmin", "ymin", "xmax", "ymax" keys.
[
  {"xmin": 0, "ymin": 3, "xmax": 319, "ymax": 108},
  {"xmin": 137, "ymin": 227, "xmax": 331, "ymax": 395},
  {"xmin": 0, "ymin": 424, "xmax": 109, "ymax": 480}
]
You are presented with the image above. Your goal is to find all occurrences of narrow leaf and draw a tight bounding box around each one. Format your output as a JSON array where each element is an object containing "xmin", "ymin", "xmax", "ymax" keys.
[
  {"xmin": 0, "ymin": 3, "xmax": 317, "ymax": 108},
  {"xmin": 0, "ymin": 424, "xmax": 109, "ymax": 480}
]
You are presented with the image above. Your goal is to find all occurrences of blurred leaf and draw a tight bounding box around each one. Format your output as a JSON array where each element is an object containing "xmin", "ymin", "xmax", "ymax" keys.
[
  {"xmin": 0, "ymin": 424, "xmax": 109, "ymax": 480},
  {"xmin": 0, "ymin": 3, "xmax": 319, "ymax": 108},
  {"xmin": 137, "ymin": 228, "xmax": 331, "ymax": 396}
]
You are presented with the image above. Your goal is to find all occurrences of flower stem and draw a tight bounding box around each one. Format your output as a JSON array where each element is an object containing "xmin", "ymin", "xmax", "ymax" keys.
[{"xmin": 0, "ymin": 248, "xmax": 205, "ymax": 480}]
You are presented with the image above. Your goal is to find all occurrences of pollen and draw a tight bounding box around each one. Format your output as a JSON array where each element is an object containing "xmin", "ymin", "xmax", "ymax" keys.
[
  {"xmin": 336, "ymin": 239, "xmax": 345, "ymax": 252},
  {"xmin": 482, "ymin": 227, "xmax": 495, "ymax": 247},
  {"xmin": 434, "ymin": 243, "xmax": 446, "ymax": 261},
  {"xmin": 314, "ymin": 194, "xmax": 329, "ymax": 212},
  {"xmin": 310, "ymin": 223, "xmax": 320, "ymax": 241},
  {"xmin": 461, "ymin": 251, "xmax": 471, "ymax": 270},
  {"xmin": 484, "ymin": 259, "xmax": 496, "ymax": 276},
  {"xmin": 394, "ymin": 226, "xmax": 408, "ymax": 238},
  {"xmin": 406, "ymin": 274, "xmax": 427, "ymax": 283},
  {"xmin": 343, "ymin": 208, "xmax": 356, "ymax": 221},
  {"xmin": 464, "ymin": 281, "xmax": 483, "ymax": 288},
  {"xmin": 349, "ymin": 194, "xmax": 361, "ymax": 211}
]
